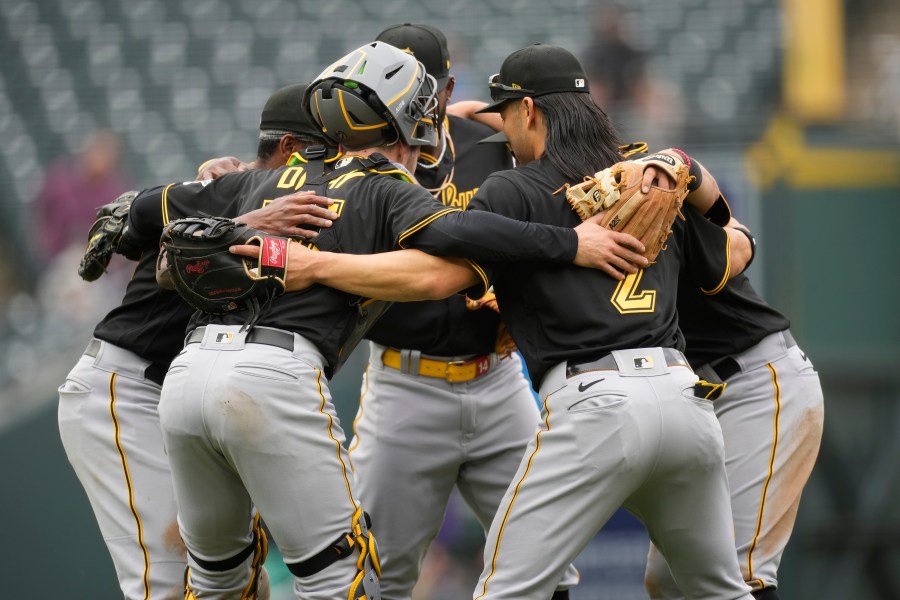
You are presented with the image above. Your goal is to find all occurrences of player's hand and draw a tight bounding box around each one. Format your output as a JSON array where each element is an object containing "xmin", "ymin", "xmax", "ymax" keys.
[
  {"xmin": 236, "ymin": 191, "xmax": 339, "ymax": 239},
  {"xmin": 197, "ymin": 156, "xmax": 254, "ymax": 181},
  {"xmin": 230, "ymin": 241, "xmax": 319, "ymax": 291},
  {"xmin": 573, "ymin": 215, "xmax": 649, "ymax": 279},
  {"xmin": 155, "ymin": 246, "xmax": 174, "ymax": 290},
  {"xmin": 641, "ymin": 166, "xmax": 675, "ymax": 193}
]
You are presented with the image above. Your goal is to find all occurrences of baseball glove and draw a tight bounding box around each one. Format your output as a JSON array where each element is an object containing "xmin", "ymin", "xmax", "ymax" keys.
[
  {"xmin": 160, "ymin": 216, "xmax": 291, "ymax": 325},
  {"xmin": 78, "ymin": 190, "xmax": 143, "ymax": 281},
  {"xmin": 563, "ymin": 148, "xmax": 692, "ymax": 263}
]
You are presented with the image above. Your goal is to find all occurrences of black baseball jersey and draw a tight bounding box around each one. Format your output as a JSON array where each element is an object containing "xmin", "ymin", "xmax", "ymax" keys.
[
  {"xmin": 127, "ymin": 154, "xmax": 584, "ymax": 375},
  {"xmin": 367, "ymin": 116, "xmax": 514, "ymax": 356},
  {"xmin": 91, "ymin": 152, "xmax": 330, "ymax": 369},
  {"xmin": 467, "ymin": 156, "xmax": 735, "ymax": 388},
  {"xmin": 677, "ymin": 274, "xmax": 791, "ymax": 367},
  {"xmin": 92, "ymin": 252, "xmax": 195, "ymax": 367}
]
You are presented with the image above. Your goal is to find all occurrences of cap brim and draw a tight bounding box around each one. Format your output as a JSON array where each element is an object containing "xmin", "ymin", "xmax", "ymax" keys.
[
  {"xmin": 477, "ymin": 131, "xmax": 509, "ymax": 144},
  {"xmin": 434, "ymin": 75, "xmax": 450, "ymax": 93},
  {"xmin": 474, "ymin": 98, "xmax": 509, "ymax": 113}
]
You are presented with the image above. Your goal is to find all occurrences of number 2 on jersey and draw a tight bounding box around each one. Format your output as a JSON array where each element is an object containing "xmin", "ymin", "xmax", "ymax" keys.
[{"xmin": 611, "ymin": 269, "xmax": 656, "ymax": 314}]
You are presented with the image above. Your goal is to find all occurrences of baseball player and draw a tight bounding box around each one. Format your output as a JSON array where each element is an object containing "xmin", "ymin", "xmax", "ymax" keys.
[
  {"xmin": 644, "ymin": 232, "xmax": 825, "ymax": 600},
  {"xmin": 331, "ymin": 24, "xmax": 578, "ymax": 600},
  {"xmin": 57, "ymin": 85, "xmax": 339, "ymax": 600},
  {"xmin": 463, "ymin": 45, "xmax": 757, "ymax": 600},
  {"xmin": 125, "ymin": 41, "xmax": 648, "ymax": 600},
  {"xmin": 196, "ymin": 82, "xmax": 343, "ymax": 181},
  {"xmin": 232, "ymin": 44, "xmax": 757, "ymax": 600}
]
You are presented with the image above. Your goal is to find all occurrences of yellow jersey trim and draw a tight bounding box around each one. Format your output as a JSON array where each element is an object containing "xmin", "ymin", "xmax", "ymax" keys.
[
  {"xmin": 161, "ymin": 183, "xmax": 175, "ymax": 225},
  {"xmin": 463, "ymin": 258, "xmax": 490, "ymax": 298},
  {"xmin": 702, "ymin": 229, "xmax": 731, "ymax": 295},
  {"xmin": 397, "ymin": 208, "xmax": 461, "ymax": 248}
]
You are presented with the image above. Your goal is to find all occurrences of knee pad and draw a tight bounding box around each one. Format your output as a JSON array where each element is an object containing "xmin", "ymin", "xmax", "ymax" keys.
[
  {"xmin": 286, "ymin": 507, "xmax": 381, "ymax": 600},
  {"xmin": 184, "ymin": 513, "xmax": 269, "ymax": 600}
]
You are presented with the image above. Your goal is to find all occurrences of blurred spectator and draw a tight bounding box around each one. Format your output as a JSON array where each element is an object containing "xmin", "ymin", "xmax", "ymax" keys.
[
  {"xmin": 582, "ymin": 5, "xmax": 685, "ymax": 146},
  {"xmin": 31, "ymin": 129, "xmax": 131, "ymax": 268},
  {"xmin": 582, "ymin": 6, "xmax": 649, "ymax": 116}
]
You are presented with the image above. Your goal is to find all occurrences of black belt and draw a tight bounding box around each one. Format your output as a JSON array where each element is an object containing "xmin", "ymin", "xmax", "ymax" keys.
[
  {"xmin": 186, "ymin": 326, "xmax": 295, "ymax": 352},
  {"xmin": 707, "ymin": 330, "xmax": 796, "ymax": 382},
  {"xmin": 566, "ymin": 347, "xmax": 689, "ymax": 378},
  {"xmin": 84, "ymin": 339, "xmax": 168, "ymax": 387}
]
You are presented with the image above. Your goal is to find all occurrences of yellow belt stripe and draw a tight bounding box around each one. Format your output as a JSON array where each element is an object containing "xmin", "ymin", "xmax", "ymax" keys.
[
  {"xmin": 108, "ymin": 373, "xmax": 152, "ymax": 600},
  {"xmin": 746, "ymin": 364, "xmax": 782, "ymax": 584},
  {"xmin": 476, "ymin": 396, "xmax": 552, "ymax": 599}
]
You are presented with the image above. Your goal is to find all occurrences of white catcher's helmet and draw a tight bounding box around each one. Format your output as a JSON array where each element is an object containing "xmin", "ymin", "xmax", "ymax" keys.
[{"xmin": 306, "ymin": 41, "xmax": 439, "ymax": 150}]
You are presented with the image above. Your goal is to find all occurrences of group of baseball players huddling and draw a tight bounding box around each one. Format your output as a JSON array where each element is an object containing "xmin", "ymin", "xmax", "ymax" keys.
[{"xmin": 58, "ymin": 21, "xmax": 824, "ymax": 600}]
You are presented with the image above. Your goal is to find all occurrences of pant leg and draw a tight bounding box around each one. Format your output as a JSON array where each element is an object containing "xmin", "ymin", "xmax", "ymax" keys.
[
  {"xmin": 645, "ymin": 337, "xmax": 824, "ymax": 598},
  {"xmin": 159, "ymin": 328, "xmax": 363, "ymax": 600},
  {"xmin": 632, "ymin": 374, "xmax": 752, "ymax": 600},
  {"xmin": 473, "ymin": 363, "xmax": 661, "ymax": 600},
  {"xmin": 456, "ymin": 356, "xmax": 580, "ymax": 591},
  {"xmin": 349, "ymin": 357, "xmax": 463, "ymax": 600},
  {"xmin": 58, "ymin": 345, "xmax": 185, "ymax": 600},
  {"xmin": 715, "ymin": 343, "xmax": 824, "ymax": 591}
]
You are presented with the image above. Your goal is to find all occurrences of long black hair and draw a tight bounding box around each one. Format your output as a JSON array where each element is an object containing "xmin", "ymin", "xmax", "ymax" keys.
[{"xmin": 533, "ymin": 93, "xmax": 623, "ymax": 182}]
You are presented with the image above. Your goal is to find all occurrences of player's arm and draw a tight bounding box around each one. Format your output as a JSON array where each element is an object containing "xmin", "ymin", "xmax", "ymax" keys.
[
  {"xmin": 405, "ymin": 173, "xmax": 648, "ymax": 279},
  {"xmin": 229, "ymin": 243, "xmax": 481, "ymax": 300},
  {"xmin": 234, "ymin": 190, "xmax": 337, "ymax": 239},
  {"xmin": 127, "ymin": 181, "xmax": 335, "ymax": 247},
  {"xmin": 446, "ymin": 100, "xmax": 502, "ymax": 132},
  {"xmin": 681, "ymin": 205, "xmax": 753, "ymax": 294},
  {"xmin": 196, "ymin": 156, "xmax": 255, "ymax": 181},
  {"xmin": 400, "ymin": 209, "xmax": 647, "ymax": 278},
  {"xmin": 724, "ymin": 217, "xmax": 755, "ymax": 275}
]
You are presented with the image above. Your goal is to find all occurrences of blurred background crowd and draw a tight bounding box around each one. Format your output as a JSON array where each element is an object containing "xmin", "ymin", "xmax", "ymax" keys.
[{"xmin": 0, "ymin": 0, "xmax": 898, "ymax": 598}]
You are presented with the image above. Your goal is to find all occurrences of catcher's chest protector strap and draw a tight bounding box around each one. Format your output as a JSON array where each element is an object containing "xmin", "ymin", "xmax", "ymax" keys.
[{"xmin": 318, "ymin": 153, "xmax": 414, "ymax": 186}]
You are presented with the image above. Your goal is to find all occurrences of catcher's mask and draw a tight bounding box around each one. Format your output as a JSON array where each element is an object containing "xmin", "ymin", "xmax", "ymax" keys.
[{"xmin": 306, "ymin": 41, "xmax": 438, "ymax": 151}]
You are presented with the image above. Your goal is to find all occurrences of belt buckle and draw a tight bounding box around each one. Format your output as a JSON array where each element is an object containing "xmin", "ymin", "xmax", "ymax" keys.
[
  {"xmin": 446, "ymin": 355, "xmax": 492, "ymax": 383},
  {"xmin": 445, "ymin": 359, "xmax": 467, "ymax": 382}
]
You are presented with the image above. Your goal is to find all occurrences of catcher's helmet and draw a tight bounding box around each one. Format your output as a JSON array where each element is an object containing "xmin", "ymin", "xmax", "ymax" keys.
[{"xmin": 307, "ymin": 41, "xmax": 438, "ymax": 150}]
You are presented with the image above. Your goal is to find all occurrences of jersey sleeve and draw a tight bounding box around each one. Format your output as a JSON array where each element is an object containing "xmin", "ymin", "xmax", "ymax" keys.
[
  {"xmin": 466, "ymin": 172, "xmax": 531, "ymax": 220},
  {"xmin": 402, "ymin": 173, "xmax": 578, "ymax": 263},
  {"xmin": 127, "ymin": 177, "xmax": 244, "ymax": 246},
  {"xmin": 679, "ymin": 204, "xmax": 732, "ymax": 295}
]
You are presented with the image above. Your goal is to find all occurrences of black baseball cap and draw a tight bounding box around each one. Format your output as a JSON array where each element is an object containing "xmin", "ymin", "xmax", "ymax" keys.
[
  {"xmin": 376, "ymin": 23, "xmax": 451, "ymax": 92},
  {"xmin": 259, "ymin": 82, "xmax": 324, "ymax": 140},
  {"xmin": 477, "ymin": 44, "xmax": 590, "ymax": 113}
]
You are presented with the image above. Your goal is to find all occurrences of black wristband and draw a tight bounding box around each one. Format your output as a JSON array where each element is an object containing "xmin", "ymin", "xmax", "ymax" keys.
[
  {"xmin": 687, "ymin": 160, "xmax": 702, "ymax": 192},
  {"xmin": 669, "ymin": 148, "xmax": 702, "ymax": 192},
  {"xmin": 731, "ymin": 226, "xmax": 756, "ymax": 270}
]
